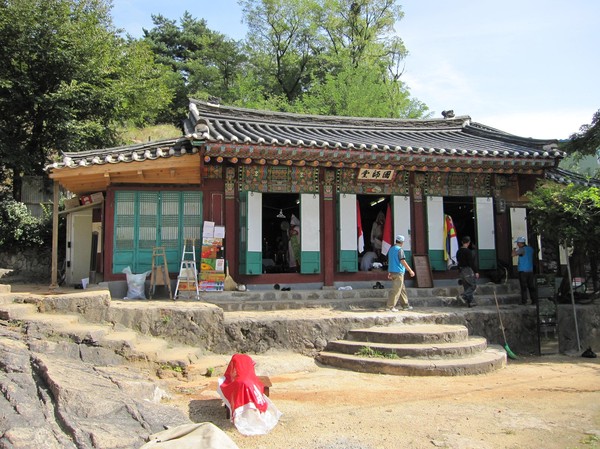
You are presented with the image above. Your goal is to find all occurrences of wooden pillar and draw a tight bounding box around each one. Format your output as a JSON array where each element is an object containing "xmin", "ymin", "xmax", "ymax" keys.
[
  {"xmin": 412, "ymin": 195, "xmax": 427, "ymax": 255},
  {"xmin": 322, "ymin": 192, "xmax": 335, "ymax": 287},
  {"xmin": 49, "ymin": 181, "xmax": 59, "ymax": 289},
  {"xmin": 224, "ymin": 168, "xmax": 238, "ymax": 280}
]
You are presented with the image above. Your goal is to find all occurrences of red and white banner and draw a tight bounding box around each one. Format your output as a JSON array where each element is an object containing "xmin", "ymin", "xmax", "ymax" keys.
[
  {"xmin": 381, "ymin": 204, "xmax": 393, "ymax": 256},
  {"xmin": 357, "ymin": 201, "xmax": 365, "ymax": 253}
]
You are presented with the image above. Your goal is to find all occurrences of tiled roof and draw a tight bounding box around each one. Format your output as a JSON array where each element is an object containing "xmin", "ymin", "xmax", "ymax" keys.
[
  {"xmin": 47, "ymin": 100, "xmax": 564, "ymax": 171},
  {"xmin": 183, "ymin": 99, "xmax": 564, "ymax": 160},
  {"xmin": 46, "ymin": 138, "xmax": 196, "ymax": 170},
  {"xmin": 545, "ymin": 167, "xmax": 600, "ymax": 187}
]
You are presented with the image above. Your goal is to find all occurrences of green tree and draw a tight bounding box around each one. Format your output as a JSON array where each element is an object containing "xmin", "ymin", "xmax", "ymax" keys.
[
  {"xmin": 527, "ymin": 181, "xmax": 600, "ymax": 291},
  {"xmin": 560, "ymin": 109, "xmax": 600, "ymax": 178},
  {"xmin": 142, "ymin": 12, "xmax": 246, "ymax": 122},
  {"xmin": 238, "ymin": 0, "xmax": 427, "ymax": 118},
  {"xmin": 239, "ymin": 0, "xmax": 319, "ymax": 103},
  {"xmin": 0, "ymin": 0, "xmax": 174, "ymax": 198}
]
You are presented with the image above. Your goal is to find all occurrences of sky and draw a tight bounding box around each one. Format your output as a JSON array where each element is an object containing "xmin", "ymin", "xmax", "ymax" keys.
[{"xmin": 111, "ymin": 0, "xmax": 600, "ymax": 141}]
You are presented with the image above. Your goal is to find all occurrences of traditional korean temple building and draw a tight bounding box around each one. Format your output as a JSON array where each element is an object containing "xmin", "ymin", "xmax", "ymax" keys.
[{"xmin": 47, "ymin": 99, "xmax": 565, "ymax": 288}]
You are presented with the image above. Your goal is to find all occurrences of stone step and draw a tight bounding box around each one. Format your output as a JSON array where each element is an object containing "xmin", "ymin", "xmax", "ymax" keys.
[
  {"xmin": 202, "ymin": 291, "xmax": 521, "ymax": 312},
  {"xmin": 0, "ymin": 302, "xmax": 38, "ymax": 320},
  {"xmin": 347, "ymin": 324, "xmax": 469, "ymax": 344},
  {"xmin": 0, "ymin": 299, "xmax": 204, "ymax": 370},
  {"xmin": 316, "ymin": 347, "xmax": 506, "ymax": 376},
  {"xmin": 326, "ymin": 336, "xmax": 488, "ymax": 359}
]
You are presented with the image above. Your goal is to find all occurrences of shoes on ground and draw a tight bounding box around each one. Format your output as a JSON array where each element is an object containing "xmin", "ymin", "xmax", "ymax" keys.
[
  {"xmin": 402, "ymin": 306, "xmax": 413, "ymax": 311},
  {"xmin": 389, "ymin": 307, "xmax": 399, "ymax": 312},
  {"xmin": 467, "ymin": 301, "xmax": 478, "ymax": 308}
]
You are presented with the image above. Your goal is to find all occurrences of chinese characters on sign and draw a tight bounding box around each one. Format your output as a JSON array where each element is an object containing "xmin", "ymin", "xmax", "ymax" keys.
[{"xmin": 358, "ymin": 168, "xmax": 396, "ymax": 182}]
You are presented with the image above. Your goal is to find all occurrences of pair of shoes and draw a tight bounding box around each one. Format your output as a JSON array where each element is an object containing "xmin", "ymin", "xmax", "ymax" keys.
[
  {"xmin": 372, "ymin": 281, "xmax": 384, "ymax": 289},
  {"xmin": 402, "ymin": 306, "xmax": 413, "ymax": 311},
  {"xmin": 468, "ymin": 301, "xmax": 478, "ymax": 308},
  {"xmin": 389, "ymin": 307, "xmax": 399, "ymax": 312},
  {"xmin": 456, "ymin": 294, "xmax": 466, "ymax": 305}
]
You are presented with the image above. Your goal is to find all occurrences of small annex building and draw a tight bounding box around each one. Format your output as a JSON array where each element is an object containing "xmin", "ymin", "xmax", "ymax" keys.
[{"xmin": 46, "ymin": 99, "xmax": 565, "ymax": 289}]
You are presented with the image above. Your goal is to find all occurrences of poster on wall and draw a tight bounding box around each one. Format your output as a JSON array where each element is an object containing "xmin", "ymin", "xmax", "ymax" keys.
[{"xmin": 199, "ymin": 223, "xmax": 225, "ymax": 291}]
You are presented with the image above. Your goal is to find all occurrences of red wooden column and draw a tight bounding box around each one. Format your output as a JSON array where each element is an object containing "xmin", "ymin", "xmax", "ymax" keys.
[
  {"xmin": 223, "ymin": 167, "xmax": 238, "ymax": 280},
  {"xmin": 322, "ymin": 169, "xmax": 336, "ymax": 287},
  {"xmin": 411, "ymin": 182, "xmax": 427, "ymax": 255}
]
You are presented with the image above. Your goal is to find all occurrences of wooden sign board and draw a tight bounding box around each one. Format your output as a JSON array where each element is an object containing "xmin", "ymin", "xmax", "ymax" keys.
[{"xmin": 412, "ymin": 255, "xmax": 433, "ymax": 288}]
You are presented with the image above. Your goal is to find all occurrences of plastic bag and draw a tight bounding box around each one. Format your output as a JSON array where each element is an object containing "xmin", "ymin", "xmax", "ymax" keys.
[{"xmin": 122, "ymin": 266, "xmax": 151, "ymax": 299}]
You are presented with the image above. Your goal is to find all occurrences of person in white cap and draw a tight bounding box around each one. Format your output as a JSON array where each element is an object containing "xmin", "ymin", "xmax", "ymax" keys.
[
  {"xmin": 512, "ymin": 236, "xmax": 537, "ymax": 305},
  {"xmin": 386, "ymin": 235, "xmax": 415, "ymax": 312}
]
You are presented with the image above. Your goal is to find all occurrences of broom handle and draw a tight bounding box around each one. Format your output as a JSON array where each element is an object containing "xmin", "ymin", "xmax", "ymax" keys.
[{"xmin": 493, "ymin": 291, "xmax": 509, "ymax": 343}]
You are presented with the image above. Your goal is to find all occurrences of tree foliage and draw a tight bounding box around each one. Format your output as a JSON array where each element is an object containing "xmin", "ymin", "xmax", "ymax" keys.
[
  {"xmin": 142, "ymin": 12, "xmax": 246, "ymax": 122},
  {"xmin": 0, "ymin": 0, "xmax": 174, "ymax": 196},
  {"xmin": 238, "ymin": 0, "xmax": 428, "ymax": 117},
  {"xmin": 562, "ymin": 109, "xmax": 600, "ymax": 157},
  {"xmin": 526, "ymin": 181, "xmax": 600, "ymax": 284},
  {"xmin": 0, "ymin": 196, "xmax": 52, "ymax": 250}
]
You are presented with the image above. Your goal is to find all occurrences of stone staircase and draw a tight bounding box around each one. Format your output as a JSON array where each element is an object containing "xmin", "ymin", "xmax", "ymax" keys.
[
  {"xmin": 0, "ymin": 291, "xmax": 204, "ymax": 370},
  {"xmin": 316, "ymin": 323, "xmax": 506, "ymax": 376},
  {"xmin": 186, "ymin": 281, "xmax": 522, "ymax": 312}
]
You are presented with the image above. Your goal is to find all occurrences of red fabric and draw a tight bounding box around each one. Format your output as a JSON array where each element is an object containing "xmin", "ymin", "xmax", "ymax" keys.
[
  {"xmin": 220, "ymin": 354, "xmax": 267, "ymax": 414},
  {"xmin": 357, "ymin": 200, "xmax": 365, "ymax": 253},
  {"xmin": 381, "ymin": 204, "xmax": 393, "ymax": 256}
]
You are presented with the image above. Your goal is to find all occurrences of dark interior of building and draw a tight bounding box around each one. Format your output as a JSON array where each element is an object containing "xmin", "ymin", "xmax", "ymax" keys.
[{"xmin": 262, "ymin": 193, "xmax": 300, "ymax": 273}]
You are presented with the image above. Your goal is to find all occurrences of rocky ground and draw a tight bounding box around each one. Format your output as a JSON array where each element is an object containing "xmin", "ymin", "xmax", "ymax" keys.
[
  {"xmin": 157, "ymin": 351, "xmax": 600, "ymax": 449},
  {"xmin": 1, "ymin": 277, "xmax": 599, "ymax": 449}
]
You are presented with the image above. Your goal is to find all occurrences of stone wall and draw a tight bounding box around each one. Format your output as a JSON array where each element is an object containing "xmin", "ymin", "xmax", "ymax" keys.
[{"xmin": 0, "ymin": 249, "xmax": 51, "ymax": 281}]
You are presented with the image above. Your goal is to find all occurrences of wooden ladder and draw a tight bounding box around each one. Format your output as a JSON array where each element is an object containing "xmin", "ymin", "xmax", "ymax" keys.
[
  {"xmin": 174, "ymin": 239, "xmax": 200, "ymax": 300},
  {"xmin": 149, "ymin": 246, "xmax": 173, "ymax": 300}
]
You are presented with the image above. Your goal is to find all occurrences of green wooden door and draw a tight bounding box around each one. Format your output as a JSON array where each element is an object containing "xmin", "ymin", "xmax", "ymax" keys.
[{"xmin": 113, "ymin": 190, "xmax": 202, "ymax": 274}]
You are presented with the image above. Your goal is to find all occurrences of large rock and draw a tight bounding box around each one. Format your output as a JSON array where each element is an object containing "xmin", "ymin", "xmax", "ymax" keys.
[{"xmin": 0, "ymin": 327, "xmax": 191, "ymax": 449}]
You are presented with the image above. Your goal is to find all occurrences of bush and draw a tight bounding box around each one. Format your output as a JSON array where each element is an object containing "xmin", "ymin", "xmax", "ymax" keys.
[{"xmin": 0, "ymin": 197, "xmax": 52, "ymax": 251}]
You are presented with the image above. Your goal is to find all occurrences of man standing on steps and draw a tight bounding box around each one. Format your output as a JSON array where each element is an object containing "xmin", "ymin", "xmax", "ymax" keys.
[
  {"xmin": 456, "ymin": 236, "xmax": 479, "ymax": 308},
  {"xmin": 512, "ymin": 236, "xmax": 538, "ymax": 305},
  {"xmin": 387, "ymin": 235, "xmax": 415, "ymax": 312}
]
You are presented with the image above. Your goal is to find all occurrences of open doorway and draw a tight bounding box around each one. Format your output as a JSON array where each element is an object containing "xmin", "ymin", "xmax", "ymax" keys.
[
  {"xmin": 262, "ymin": 193, "xmax": 300, "ymax": 273},
  {"xmin": 357, "ymin": 195, "xmax": 390, "ymax": 266},
  {"xmin": 444, "ymin": 197, "xmax": 475, "ymax": 244}
]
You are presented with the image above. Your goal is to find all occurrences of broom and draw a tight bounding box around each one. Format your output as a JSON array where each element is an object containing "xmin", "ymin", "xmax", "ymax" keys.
[
  {"xmin": 493, "ymin": 291, "xmax": 518, "ymax": 359},
  {"xmin": 224, "ymin": 260, "xmax": 238, "ymax": 291}
]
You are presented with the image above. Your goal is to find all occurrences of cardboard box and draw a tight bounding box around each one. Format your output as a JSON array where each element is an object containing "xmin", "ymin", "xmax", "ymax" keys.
[
  {"xmin": 64, "ymin": 197, "xmax": 80, "ymax": 209},
  {"xmin": 90, "ymin": 192, "xmax": 104, "ymax": 203}
]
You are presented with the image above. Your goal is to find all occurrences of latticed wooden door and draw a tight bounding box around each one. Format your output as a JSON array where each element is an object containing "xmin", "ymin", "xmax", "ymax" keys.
[{"xmin": 113, "ymin": 190, "xmax": 202, "ymax": 274}]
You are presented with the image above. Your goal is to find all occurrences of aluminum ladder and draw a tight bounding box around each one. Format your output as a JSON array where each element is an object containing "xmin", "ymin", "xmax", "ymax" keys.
[{"xmin": 174, "ymin": 239, "xmax": 200, "ymax": 300}]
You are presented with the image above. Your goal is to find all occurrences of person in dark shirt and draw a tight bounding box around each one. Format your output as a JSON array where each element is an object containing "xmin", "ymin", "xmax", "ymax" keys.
[{"xmin": 455, "ymin": 236, "xmax": 479, "ymax": 307}]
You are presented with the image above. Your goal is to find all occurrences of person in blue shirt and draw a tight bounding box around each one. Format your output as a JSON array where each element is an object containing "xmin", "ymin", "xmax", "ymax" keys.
[
  {"xmin": 512, "ymin": 236, "xmax": 537, "ymax": 305},
  {"xmin": 386, "ymin": 235, "xmax": 415, "ymax": 312}
]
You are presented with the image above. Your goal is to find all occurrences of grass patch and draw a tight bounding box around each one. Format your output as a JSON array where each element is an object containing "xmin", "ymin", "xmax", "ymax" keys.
[
  {"xmin": 119, "ymin": 124, "xmax": 181, "ymax": 145},
  {"xmin": 355, "ymin": 346, "xmax": 399, "ymax": 359},
  {"xmin": 160, "ymin": 364, "xmax": 184, "ymax": 373}
]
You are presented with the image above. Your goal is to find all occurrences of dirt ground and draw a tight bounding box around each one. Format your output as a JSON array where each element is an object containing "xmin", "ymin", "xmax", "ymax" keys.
[{"xmin": 156, "ymin": 351, "xmax": 600, "ymax": 449}]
